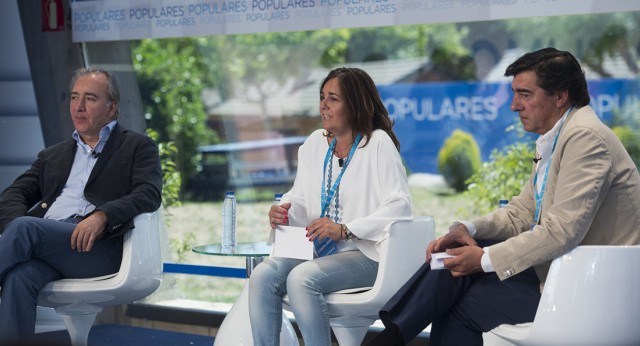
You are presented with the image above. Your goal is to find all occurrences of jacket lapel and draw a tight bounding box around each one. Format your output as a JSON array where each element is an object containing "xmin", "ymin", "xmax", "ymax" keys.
[{"xmin": 87, "ymin": 123, "xmax": 126, "ymax": 185}]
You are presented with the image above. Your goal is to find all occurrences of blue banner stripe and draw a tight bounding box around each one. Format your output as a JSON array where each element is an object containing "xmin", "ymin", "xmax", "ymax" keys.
[
  {"xmin": 379, "ymin": 79, "xmax": 638, "ymax": 174},
  {"xmin": 163, "ymin": 263, "xmax": 245, "ymax": 279}
]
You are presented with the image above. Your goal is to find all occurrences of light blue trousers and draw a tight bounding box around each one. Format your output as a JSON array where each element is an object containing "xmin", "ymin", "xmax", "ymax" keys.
[{"xmin": 248, "ymin": 250, "xmax": 378, "ymax": 346}]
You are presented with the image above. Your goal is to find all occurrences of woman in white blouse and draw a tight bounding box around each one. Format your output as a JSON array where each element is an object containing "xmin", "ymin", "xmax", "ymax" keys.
[{"xmin": 249, "ymin": 67, "xmax": 413, "ymax": 346}]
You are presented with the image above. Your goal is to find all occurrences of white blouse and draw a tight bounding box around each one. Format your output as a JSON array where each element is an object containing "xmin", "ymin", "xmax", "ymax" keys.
[{"xmin": 281, "ymin": 129, "xmax": 413, "ymax": 261}]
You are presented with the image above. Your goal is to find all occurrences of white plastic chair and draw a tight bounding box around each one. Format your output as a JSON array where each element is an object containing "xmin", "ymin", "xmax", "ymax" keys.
[
  {"xmin": 485, "ymin": 245, "xmax": 640, "ymax": 346},
  {"xmin": 284, "ymin": 216, "xmax": 435, "ymax": 346},
  {"xmin": 37, "ymin": 211, "xmax": 163, "ymax": 346}
]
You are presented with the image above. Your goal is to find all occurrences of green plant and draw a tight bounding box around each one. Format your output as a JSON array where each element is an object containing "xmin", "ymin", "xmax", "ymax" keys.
[
  {"xmin": 148, "ymin": 128, "xmax": 196, "ymax": 262},
  {"xmin": 437, "ymin": 129, "xmax": 481, "ymax": 192},
  {"xmin": 612, "ymin": 126, "xmax": 640, "ymax": 170},
  {"xmin": 463, "ymin": 141, "xmax": 534, "ymax": 216},
  {"xmin": 147, "ymin": 128, "xmax": 182, "ymax": 212},
  {"xmin": 171, "ymin": 231, "xmax": 197, "ymax": 263}
]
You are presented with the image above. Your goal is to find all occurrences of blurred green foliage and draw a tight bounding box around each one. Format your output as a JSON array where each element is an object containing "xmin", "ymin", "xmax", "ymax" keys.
[
  {"xmin": 463, "ymin": 141, "xmax": 534, "ymax": 216},
  {"xmin": 612, "ymin": 126, "xmax": 640, "ymax": 170},
  {"xmin": 147, "ymin": 129, "xmax": 182, "ymax": 211},
  {"xmin": 133, "ymin": 39, "xmax": 220, "ymax": 198},
  {"xmin": 438, "ymin": 130, "xmax": 481, "ymax": 192}
]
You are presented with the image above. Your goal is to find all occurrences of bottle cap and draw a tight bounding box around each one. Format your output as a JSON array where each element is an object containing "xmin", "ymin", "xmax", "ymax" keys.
[
  {"xmin": 226, "ymin": 191, "xmax": 234, "ymax": 195},
  {"xmin": 275, "ymin": 193, "xmax": 283, "ymax": 198}
]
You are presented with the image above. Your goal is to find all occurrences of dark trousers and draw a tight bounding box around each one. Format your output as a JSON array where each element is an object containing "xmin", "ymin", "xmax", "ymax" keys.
[
  {"xmin": 370, "ymin": 242, "xmax": 541, "ymax": 346},
  {"xmin": 0, "ymin": 216, "xmax": 122, "ymax": 343}
]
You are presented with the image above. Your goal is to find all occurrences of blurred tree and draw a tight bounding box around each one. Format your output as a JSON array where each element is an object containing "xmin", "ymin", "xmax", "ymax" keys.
[
  {"xmin": 132, "ymin": 38, "xmax": 220, "ymax": 196},
  {"xmin": 210, "ymin": 31, "xmax": 321, "ymax": 132},
  {"xmin": 504, "ymin": 13, "xmax": 640, "ymax": 75}
]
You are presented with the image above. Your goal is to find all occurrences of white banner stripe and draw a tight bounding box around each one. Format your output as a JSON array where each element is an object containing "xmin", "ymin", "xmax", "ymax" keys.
[{"xmin": 71, "ymin": 0, "xmax": 640, "ymax": 43}]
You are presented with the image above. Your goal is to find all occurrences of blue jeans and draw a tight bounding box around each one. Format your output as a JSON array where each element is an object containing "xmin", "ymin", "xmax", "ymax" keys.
[
  {"xmin": 248, "ymin": 250, "xmax": 378, "ymax": 346},
  {"xmin": 0, "ymin": 216, "xmax": 123, "ymax": 343}
]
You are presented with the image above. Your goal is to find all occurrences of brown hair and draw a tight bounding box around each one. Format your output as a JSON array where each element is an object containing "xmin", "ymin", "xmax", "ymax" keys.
[{"xmin": 320, "ymin": 67, "xmax": 400, "ymax": 150}]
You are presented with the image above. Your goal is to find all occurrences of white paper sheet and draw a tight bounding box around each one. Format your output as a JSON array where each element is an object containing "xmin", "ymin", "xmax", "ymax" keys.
[
  {"xmin": 272, "ymin": 225, "xmax": 314, "ymax": 260},
  {"xmin": 430, "ymin": 252, "xmax": 455, "ymax": 270}
]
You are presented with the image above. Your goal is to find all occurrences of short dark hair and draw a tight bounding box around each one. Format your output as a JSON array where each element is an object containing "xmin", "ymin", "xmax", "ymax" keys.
[
  {"xmin": 70, "ymin": 67, "xmax": 121, "ymax": 117},
  {"xmin": 505, "ymin": 47, "xmax": 590, "ymax": 107},
  {"xmin": 320, "ymin": 67, "xmax": 400, "ymax": 150}
]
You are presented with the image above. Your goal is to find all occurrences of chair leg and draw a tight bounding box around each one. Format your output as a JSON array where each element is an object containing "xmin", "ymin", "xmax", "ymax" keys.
[
  {"xmin": 60, "ymin": 313, "xmax": 98, "ymax": 346},
  {"xmin": 35, "ymin": 306, "xmax": 66, "ymax": 333},
  {"xmin": 332, "ymin": 326, "xmax": 369, "ymax": 346}
]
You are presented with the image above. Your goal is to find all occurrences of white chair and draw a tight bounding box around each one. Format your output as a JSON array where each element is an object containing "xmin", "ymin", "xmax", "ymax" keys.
[
  {"xmin": 284, "ymin": 216, "xmax": 435, "ymax": 346},
  {"xmin": 485, "ymin": 245, "xmax": 640, "ymax": 346},
  {"xmin": 37, "ymin": 211, "xmax": 163, "ymax": 346}
]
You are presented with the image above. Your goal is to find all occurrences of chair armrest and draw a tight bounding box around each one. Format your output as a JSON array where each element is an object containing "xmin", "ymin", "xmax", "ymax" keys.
[
  {"xmin": 38, "ymin": 210, "xmax": 163, "ymax": 308},
  {"xmin": 373, "ymin": 217, "xmax": 434, "ymax": 299},
  {"xmin": 326, "ymin": 217, "xmax": 435, "ymax": 308}
]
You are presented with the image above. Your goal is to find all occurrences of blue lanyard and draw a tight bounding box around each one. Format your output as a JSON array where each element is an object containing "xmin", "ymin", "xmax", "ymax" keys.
[
  {"xmin": 320, "ymin": 133, "xmax": 362, "ymax": 217},
  {"xmin": 531, "ymin": 107, "xmax": 573, "ymax": 230}
]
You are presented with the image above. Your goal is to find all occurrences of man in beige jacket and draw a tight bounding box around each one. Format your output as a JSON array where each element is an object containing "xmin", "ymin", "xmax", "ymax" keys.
[{"xmin": 367, "ymin": 48, "xmax": 640, "ymax": 346}]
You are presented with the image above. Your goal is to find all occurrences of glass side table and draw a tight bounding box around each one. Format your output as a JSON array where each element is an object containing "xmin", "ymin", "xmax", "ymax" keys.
[
  {"xmin": 192, "ymin": 242, "xmax": 299, "ymax": 346},
  {"xmin": 192, "ymin": 242, "xmax": 273, "ymax": 278}
]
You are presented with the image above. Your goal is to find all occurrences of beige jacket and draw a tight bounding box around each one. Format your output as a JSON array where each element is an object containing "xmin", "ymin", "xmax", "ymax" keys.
[{"xmin": 472, "ymin": 106, "xmax": 640, "ymax": 285}]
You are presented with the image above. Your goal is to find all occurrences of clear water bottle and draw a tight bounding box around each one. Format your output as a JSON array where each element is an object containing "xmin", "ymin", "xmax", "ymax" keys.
[
  {"xmin": 267, "ymin": 193, "xmax": 284, "ymax": 245},
  {"xmin": 222, "ymin": 191, "xmax": 237, "ymax": 251},
  {"xmin": 499, "ymin": 199, "xmax": 509, "ymax": 208},
  {"xmin": 274, "ymin": 193, "xmax": 283, "ymax": 206}
]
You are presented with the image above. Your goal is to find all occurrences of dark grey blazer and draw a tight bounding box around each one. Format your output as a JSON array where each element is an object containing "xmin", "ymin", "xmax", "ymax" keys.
[{"xmin": 0, "ymin": 123, "xmax": 162, "ymax": 239}]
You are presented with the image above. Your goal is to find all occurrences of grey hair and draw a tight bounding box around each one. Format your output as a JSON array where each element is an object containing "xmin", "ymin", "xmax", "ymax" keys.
[{"xmin": 69, "ymin": 67, "xmax": 121, "ymax": 117}]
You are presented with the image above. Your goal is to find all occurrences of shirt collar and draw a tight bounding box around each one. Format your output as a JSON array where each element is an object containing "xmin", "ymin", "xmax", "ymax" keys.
[
  {"xmin": 72, "ymin": 120, "xmax": 117, "ymax": 148},
  {"xmin": 535, "ymin": 108, "xmax": 572, "ymax": 159}
]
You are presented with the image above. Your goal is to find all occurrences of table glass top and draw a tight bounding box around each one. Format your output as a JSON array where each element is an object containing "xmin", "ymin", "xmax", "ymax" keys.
[{"xmin": 192, "ymin": 241, "xmax": 272, "ymax": 257}]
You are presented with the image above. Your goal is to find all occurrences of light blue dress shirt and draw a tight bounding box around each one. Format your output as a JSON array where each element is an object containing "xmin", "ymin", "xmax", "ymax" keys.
[{"xmin": 44, "ymin": 121, "xmax": 116, "ymax": 220}]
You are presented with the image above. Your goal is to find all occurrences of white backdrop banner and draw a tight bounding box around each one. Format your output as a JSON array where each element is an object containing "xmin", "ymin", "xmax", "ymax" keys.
[{"xmin": 71, "ymin": 0, "xmax": 640, "ymax": 42}]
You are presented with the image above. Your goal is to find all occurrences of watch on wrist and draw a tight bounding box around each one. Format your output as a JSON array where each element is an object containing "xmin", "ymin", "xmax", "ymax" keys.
[{"xmin": 342, "ymin": 224, "xmax": 354, "ymax": 240}]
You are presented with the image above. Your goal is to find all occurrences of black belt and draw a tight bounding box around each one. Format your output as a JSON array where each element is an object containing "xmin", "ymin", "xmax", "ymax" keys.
[{"xmin": 71, "ymin": 214, "xmax": 85, "ymax": 221}]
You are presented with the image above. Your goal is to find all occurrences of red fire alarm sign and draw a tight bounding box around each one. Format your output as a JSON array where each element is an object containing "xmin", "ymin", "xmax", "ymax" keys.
[{"xmin": 42, "ymin": 0, "xmax": 64, "ymax": 32}]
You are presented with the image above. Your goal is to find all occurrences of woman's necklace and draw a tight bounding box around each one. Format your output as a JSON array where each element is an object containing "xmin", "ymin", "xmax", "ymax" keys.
[
  {"xmin": 327, "ymin": 147, "xmax": 353, "ymax": 222},
  {"xmin": 334, "ymin": 141, "xmax": 354, "ymax": 167},
  {"xmin": 326, "ymin": 151, "xmax": 341, "ymax": 222},
  {"xmin": 322, "ymin": 134, "xmax": 362, "ymax": 222}
]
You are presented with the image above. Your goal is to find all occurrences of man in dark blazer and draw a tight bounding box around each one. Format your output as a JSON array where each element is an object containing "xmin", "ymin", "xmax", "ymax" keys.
[
  {"xmin": 0, "ymin": 67, "xmax": 162, "ymax": 343},
  {"xmin": 367, "ymin": 48, "xmax": 640, "ymax": 345}
]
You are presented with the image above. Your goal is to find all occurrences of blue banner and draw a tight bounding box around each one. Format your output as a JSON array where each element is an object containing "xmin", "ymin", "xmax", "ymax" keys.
[{"xmin": 379, "ymin": 79, "xmax": 640, "ymax": 174}]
